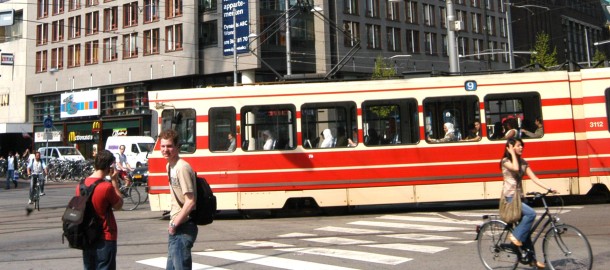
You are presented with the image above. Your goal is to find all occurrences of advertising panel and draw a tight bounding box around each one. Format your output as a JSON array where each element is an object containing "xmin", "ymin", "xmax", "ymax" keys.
[
  {"xmin": 222, "ymin": 0, "xmax": 250, "ymax": 56},
  {"xmin": 60, "ymin": 89, "xmax": 100, "ymax": 118}
]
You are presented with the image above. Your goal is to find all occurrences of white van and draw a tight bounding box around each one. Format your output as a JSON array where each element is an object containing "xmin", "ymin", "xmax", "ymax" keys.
[
  {"xmin": 38, "ymin": 146, "xmax": 85, "ymax": 162},
  {"xmin": 105, "ymin": 136, "xmax": 155, "ymax": 168}
]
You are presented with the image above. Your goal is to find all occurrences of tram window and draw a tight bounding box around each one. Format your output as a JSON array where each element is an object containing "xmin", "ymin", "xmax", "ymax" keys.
[
  {"xmin": 160, "ymin": 109, "xmax": 197, "ymax": 153},
  {"xmin": 301, "ymin": 102, "xmax": 357, "ymax": 148},
  {"xmin": 484, "ymin": 92, "xmax": 542, "ymax": 140},
  {"xmin": 423, "ymin": 96, "xmax": 480, "ymax": 143},
  {"xmin": 209, "ymin": 107, "xmax": 237, "ymax": 152},
  {"xmin": 362, "ymin": 99, "xmax": 419, "ymax": 146},
  {"xmin": 241, "ymin": 105, "xmax": 296, "ymax": 151}
]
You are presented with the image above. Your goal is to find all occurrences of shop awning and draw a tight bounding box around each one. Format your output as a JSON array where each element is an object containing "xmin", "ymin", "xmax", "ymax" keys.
[{"xmin": 0, "ymin": 122, "xmax": 33, "ymax": 134}]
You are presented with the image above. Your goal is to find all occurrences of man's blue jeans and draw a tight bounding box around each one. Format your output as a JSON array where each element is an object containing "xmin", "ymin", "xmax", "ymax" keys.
[
  {"xmin": 167, "ymin": 220, "xmax": 198, "ymax": 270},
  {"xmin": 83, "ymin": 240, "xmax": 117, "ymax": 270},
  {"xmin": 6, "ymin": 169, "xmax": 15, "ymax": 188}
]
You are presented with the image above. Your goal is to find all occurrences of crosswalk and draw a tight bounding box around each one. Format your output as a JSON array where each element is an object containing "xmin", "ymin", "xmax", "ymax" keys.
[{"xmin": 136, "ymin": 207, "xmax": 580, "ymax": 269}]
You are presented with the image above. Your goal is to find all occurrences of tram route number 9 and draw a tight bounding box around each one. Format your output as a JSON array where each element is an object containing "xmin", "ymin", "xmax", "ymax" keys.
[
  {"xmin": 589, "ymin": 121, "xmax": 604, "ymax": 128},
  {"xmin": 465, "ymin": 80, "xmax": 477, "ymax": 91}
]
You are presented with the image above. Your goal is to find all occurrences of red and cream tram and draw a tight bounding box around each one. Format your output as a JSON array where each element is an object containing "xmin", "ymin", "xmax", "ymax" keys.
[{"xmin": 146, "ymin": 68, "xmax": 610, "ymax": 213}]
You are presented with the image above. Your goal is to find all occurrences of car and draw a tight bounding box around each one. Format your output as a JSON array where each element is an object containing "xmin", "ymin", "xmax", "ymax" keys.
[{"xmin": 38, "ymin": 146, "xmax": 85, "ymax": 162}]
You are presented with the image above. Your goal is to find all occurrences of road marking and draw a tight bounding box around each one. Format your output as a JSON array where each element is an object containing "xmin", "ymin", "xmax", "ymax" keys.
[
  {"xmin": 302, "ymin": 237, "xmax": 376, "ymax": 245},
  {"xmin": 277, "ymin": 247, "xmax": 412, "ymax": 265},
  {"xmin": 136, "ymin": 257, "xmax": 225, "ymax": 270},
  {"xmin": 447, "ymin": 240, "xmax": 475, "ymax": 244},
  {"xmin": 194, "ymin": 250, "xmax": 359, "ymax": 270},
  {"xmin": 381, "ymin": 233, "xmax": 460, "ymax": 241},
  {"xmin": 378, "ymin": 214, "xmax": 481, "ymax": 225},
  {"xmin": 238, "ymin": 240, "xmax": 294, "ymax": 248},
  {"xmin": 363, "ymin": 243, "xmax": 448, "ymax": 254},
  {"xmin": 349, "ymin": 220, "xmax": 463, "ymax": 231},
  {"xmin": 279, "ymin": 232, "xmax": 317, "ymax": 238},
  {"xmin": 315, "ymin": 226, "xmax": 393, "ymax": 235}
]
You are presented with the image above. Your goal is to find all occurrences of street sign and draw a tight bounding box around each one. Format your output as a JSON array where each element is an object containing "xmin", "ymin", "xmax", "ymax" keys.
[{"xmin": 43, "ymin": 116, "xmax": 53, "ymax": 128}]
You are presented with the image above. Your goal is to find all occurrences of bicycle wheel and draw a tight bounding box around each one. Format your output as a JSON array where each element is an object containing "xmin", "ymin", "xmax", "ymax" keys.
[
  {"xmin": 34, "ymin": 185, "xmax": 41, "ymax": 211},
  {"xmin": 543, "ymin": 224, "xmax": 592, "ymax": 270},
  {"xmin": 122, "ymin": 186, "xmax": 140, "ymax": 211},
  {"xmin": 477, "ymin": 220, "xmax": 519, "ymax": 270}
]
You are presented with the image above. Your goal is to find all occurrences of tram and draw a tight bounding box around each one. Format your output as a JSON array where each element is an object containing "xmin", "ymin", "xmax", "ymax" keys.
[{"xmin": 146, "ymin": 68, "xmax": 610, "ymax": 213}]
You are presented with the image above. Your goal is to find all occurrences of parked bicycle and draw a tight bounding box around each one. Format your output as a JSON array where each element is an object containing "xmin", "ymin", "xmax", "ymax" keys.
[{"xmin": 476, "ymin": 191, "xmax": 592, "ymax": 270}]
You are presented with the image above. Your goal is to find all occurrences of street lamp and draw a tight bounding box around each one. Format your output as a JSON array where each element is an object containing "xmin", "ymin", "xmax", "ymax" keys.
[
  {"xmin": 233, "ymin": 7, "xmax": 237, "ymax": 86},
  {"xmin": 446, "ymin": 0, "xmax": 459, "ymax": 73}
]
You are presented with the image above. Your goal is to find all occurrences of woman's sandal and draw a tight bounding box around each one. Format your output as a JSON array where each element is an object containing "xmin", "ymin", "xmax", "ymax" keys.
[
  {"xmin": 509, "ymin": 233, "xmax": 523, "ymax": 246},
  {"xmin": 530, "ymin": 261, "xmax": 545, "ymax": 269}
]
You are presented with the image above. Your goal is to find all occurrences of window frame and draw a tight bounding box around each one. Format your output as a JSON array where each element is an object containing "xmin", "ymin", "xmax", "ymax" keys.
[
  {"xmin": 300, "ymin": 101, "xmax": 358, "ymax": 149},
  {"xmin": 484, "ymin": 92, "xmax": 543, "ymax": 140},
  {"xmin": 362, "ymin": 98, "xmax": 420, "ymax": 146},
  {"xmin": 423, "ymin": 95, "xmax": 481, "ymax": 143},
  {"xmin": 209, "ymin": 107, "xmax": 237, "ymax": 152},
  {"xmin": 240, "ymin": 104, "xmax": 297, "ymax": 151},
  {"xmin": 161, "ymin": 109, "xmax": 197, "ymax": 153}
]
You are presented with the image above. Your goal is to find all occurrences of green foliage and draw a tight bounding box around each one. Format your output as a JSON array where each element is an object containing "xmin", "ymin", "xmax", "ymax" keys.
[
  {"xmin": 369, "ymin": 105, "xmax": 397, "ymax": 118},
  {"xmin": 593, "ymin": 49, "xmax": 607, "ymax": 67},
  {"xmin": 372, "ymin": 55, "xmax": 396, "ymax": 79},
  {"xmin": 530, "ymin": 32, "xmax": 558, "ymax": 69}
]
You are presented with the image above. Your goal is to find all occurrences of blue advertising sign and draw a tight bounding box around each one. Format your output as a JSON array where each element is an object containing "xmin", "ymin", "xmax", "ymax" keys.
[{"xmin": 222, "ymin": 0, "xmax": 250, "ymax": 56}]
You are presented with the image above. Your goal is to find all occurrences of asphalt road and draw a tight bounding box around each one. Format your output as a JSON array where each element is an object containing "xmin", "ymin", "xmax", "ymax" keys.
[{"xmin": 1, "ymin": 179, "xmax": 609, "ymax": 270}]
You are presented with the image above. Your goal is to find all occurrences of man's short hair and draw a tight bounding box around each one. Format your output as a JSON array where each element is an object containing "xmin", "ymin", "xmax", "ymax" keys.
[
  {"xmin": 159, "ymin": 129, "xmax": 180, "ymax": 146},
  {"xmin": 94, "ymin": 150, "xmax": 116, "ymax": 171}
]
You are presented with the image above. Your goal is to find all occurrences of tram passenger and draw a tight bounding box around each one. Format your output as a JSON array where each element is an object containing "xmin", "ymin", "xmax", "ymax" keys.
[
  {"xmin": 522, "ymin": 117, "xmax": 543, "ymax": 138},
  {"xmin": 490, "ymin": 122, "xmax": 504, "ymax": 140},
  {"xmin": 262, "ymin": 130, "xmax": 274, "ymax": 150},
  {"xmin": 335, "ymin": 127, "xmax": 348, "ymax": 147},
  {"xmin": 347, "ymin": 128, "xmax": 358, "ymax": 147},
  {"xmin": 227, "ymin": 132, "xmax": 236, "ymax": 152},
  {"xmin": 462, "ymin": 121, "xmax": 482, "ymax": 141},
  {"xmin": 365, "ymin": 128, "xmax": 380, "ymax": 145},
  {"xmin": 428, "ymin": 122, "xmax": 457, "ymax": 143},
  {"xmin": 320, "ymin": 129, "xmax": 334, "ymax": 148},
  {"xmin": 503, "ymin": 118, "xmax": 519, "ymax": 139},
  {"xmin": 501, "ymin": 138, "xmax": 556, "ymax": 269}
]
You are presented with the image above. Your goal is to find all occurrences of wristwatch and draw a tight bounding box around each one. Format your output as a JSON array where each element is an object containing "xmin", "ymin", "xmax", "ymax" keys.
[{"xmin": 170, "ymin": 222, "xmax": 177, "ymax": 228}]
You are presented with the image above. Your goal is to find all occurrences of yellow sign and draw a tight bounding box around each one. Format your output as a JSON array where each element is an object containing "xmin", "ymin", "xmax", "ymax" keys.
[
  {"xmin": 68, "ymin": 131, "xmax": 76, "ymax": 142},
  {"xmin": 92, "ymin": 121, "xmax": 101, "ymax": 133}
]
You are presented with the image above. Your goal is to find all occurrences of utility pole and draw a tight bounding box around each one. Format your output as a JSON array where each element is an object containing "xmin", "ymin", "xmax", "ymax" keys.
[
  {"xmin": 505, "ymin": 0, "xmax": 515, "ymax": 69},
  {"xmin": 446, "ymin": 0, "xmax": 459, "ymax": 73},
  {"xmin": 233, "ymin": 7, "xmax": 238, "ymax": 86},
  {"xmin": 285, "ymin": 0, "xmax": 292, "ymax": 76}
]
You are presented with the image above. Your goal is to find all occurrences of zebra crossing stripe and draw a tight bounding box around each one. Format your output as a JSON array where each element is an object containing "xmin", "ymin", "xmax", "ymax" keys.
[
  {"xmin": 349, "ymin": 220, "xmax": 463, "ymax": 231},
  {"xmin": 136, "ymin": 257, "xmax": 225, "ymax": 270},
  {"xmin": 193, "ymin": 250, "xmax": 359, "ymax": 270},
  {"xmin": 378, "ymin": 215, "xmax": 481, "ymax": 225},
  {"xmin": 302, "ymin": 237, "xmax": 376, "ymax": 245},
  {"xmin": 277, "ymin": 247, "xmax": 412, "ymax": 265},
  {"xmin": 278, "ymin": 232, "xmax": 318, "ymax": 238},
  {"xmin": 315, "ymin": 226, "xmax": 393, "ymax": 235},
  {"xmin": 381, "ymin": 233, "xmax": 460, "ymax": 241},
  {"xmin": 238, "ymin": 240, "xmax": 295, "ymax": 248},
  {"xmin": 363, "ymin": 243, "xmax": 448, "ymax": 254}
]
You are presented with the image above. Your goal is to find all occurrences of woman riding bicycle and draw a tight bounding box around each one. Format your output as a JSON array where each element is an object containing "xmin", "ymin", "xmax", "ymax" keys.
[
  {"xmin": 27, "ymin": 152, "xmax": 48, "ymax": 204},
  {"xmin": 501, "ymin": 138, "xmax": 556, "ymax": 269}
]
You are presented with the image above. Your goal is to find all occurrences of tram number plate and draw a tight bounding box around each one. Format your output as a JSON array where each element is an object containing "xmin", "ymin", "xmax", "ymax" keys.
[{"xmin": 465, "ymin": 80, "xmax": 477, "ymax": 91}]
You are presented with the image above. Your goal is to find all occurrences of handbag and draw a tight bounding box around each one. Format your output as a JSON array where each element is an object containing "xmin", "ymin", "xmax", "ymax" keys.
[{"xmin": 499, "ymin": 191, "xmax": 522, "ymax": 224}]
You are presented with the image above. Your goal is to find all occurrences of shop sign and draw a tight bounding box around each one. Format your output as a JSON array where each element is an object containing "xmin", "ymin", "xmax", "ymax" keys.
[
  {"xmin": 1, "ymin": 53, "xmax": 14, "ymax": 65},
  {"xmin": 68, "ymin": 131, "xmax": 94, "ymax": 142},
  {"xmin": 112, "ymin": 128, "xmax": 128, "ymax": 136},
  {"xmin": 60, "ymin": 89, "xmax": 100, "ymax": 118},
  {"xmin": 92, "ymin": 121, "xmax": 101, "ymax": 133},
  {"xmin": 34, "ymin": 131, "xmax": 62, "ymax": 142}
]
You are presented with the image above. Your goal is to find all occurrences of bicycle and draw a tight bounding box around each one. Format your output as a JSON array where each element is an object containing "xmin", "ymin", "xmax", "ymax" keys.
[
  {"xmin": 29, "ymin": 175, "xmax": 43, "ymax": 211},
  {"xmin": 118, "ymin": 171, "xmax": 140, "ymax": 211},
  {"xmin": 476, "ymin": 191, "xmax": 593, "ymax": 270}
]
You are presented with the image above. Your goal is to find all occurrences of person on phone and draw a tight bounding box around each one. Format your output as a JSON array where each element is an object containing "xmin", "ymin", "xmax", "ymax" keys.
[
  {"xmin": 79, "ymin": 150, "xmax": 123, "ymax": 269},
  {"xmin": 501, "ymin": 138, "xmax": 556, "ymax": 269}
]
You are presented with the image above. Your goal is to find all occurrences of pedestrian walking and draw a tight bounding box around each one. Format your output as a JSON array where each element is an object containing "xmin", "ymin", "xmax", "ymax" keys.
[
  {"xmin": 160, "ymin": 129, "xmax": 198, "ymax": 270},
  {"xmin": 5, "ymin": 151, "xmax": 17, "ymax": 189}
]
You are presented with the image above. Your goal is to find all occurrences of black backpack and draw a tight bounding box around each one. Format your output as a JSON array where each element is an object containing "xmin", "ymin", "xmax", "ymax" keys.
[
  {"xmin": 61, "ymin": 179, "xmax": 105, "ymax": 250},
  {"xmin": 171, "ymin": 176, "xmax": 217, "ymax": 225}
]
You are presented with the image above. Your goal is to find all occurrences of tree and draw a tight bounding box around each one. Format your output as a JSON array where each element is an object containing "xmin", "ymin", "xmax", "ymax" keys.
[
  {"xmin": 372, "ymin": 55, "xmax": 396, "ymax": 79},
  {"xmin": 593, "ymin": 49, "xmax": 607, "ymax": 67},
  {"xmin": 530, "ymin": 31, "xmax": 558, "ymax": 69}
]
